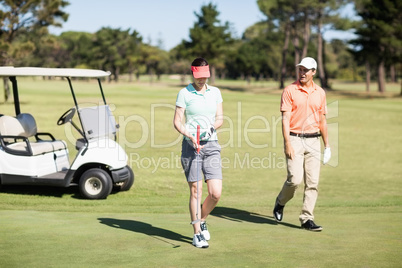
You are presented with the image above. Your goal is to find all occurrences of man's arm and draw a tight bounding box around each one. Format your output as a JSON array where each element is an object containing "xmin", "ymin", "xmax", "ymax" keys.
[
  {"xmin": 319, "ymin": 112, "xmax": 331, "ymax": 165},
  {"xmin": 319, "ymin": 113, "xmax": 329, "ymax": 148},
  {"xmin": 282, "ymin": 111, "xmax": 294, "ymax": 160}
]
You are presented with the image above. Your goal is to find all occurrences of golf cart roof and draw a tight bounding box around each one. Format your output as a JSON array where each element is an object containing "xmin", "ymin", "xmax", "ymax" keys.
[
  {"xmin": 3, "ymin": 67, "xmax": 111, "ymax": 116},
  {"xmin": 0, "ymin": 67, "xmax": 110, "ymax": 78}
]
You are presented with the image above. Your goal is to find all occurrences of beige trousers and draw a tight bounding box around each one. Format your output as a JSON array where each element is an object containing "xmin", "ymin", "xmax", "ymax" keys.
[{"xmin": 277, "ymin": 135, "xmax": 321, "ymax": 223}]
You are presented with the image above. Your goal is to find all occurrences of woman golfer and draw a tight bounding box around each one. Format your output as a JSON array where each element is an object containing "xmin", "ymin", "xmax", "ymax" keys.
[{"xmin": 173, "ymin": 57, "xmax": 223, "ymax": 248}]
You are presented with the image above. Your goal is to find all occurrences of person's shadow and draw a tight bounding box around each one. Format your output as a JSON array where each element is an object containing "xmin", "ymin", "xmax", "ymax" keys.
[
  {"xmin": 98, "ymin": 218, "xmax": 192, "ymax": 248},
  {"xmin": 210, "ymin": 207, "xmax": 300, "ymax": 229}
]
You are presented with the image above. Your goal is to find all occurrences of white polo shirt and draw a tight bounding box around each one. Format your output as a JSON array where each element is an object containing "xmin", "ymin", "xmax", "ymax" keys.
[{"xmin": 176, "ymin": 83, "xmax": 223, "ymax": 140}]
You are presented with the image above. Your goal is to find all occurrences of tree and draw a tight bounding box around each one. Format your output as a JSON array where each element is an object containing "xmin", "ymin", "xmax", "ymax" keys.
[
  {"xmin": 169, "ymin": 45, "xmax": 192, "ymax": 83},
  {"xmin": 91, "ymin": 27, "xmax": 142, "ymax": 82},
  {"xmin": 328, "ymin": 39, "xmax": 356, "ymax": 80},
  {"xmin": 0, "ymin": 0, "xmax": 69, "ymax": 100},
  {"xmin": 236, "ymin": 40, "xmax": 264, "ymax": 84},
  {"xmin": 258, "ymin": 0, "xmax": 292, "ymax": 88},
  {"xmin": 140, "ymin": 44, "xmax": 169, "ymax": 83},
  {"xmin": 351, "ymin": 0, "xmax": 402, "ymax": 93},
  {"xmin": 183, "ymin": 3, "xmax": 233, "ymax": 84},
  {"xmin": 59, "ymin": 31, "xmax": 94, "ymax": 68},
  {"xmin": 123, "ymin": 30, "xmax": 142, "ymax": 82},
  {"xmin": 258, "ymin": 0, "xmax": 317, "ymax": 87},
  {"xmin": 230, "ymin": 22, "xmax": 282, "ymax": 83},
  {"xmin": 313, "ymin": 0, "xmax": 353, "ymax": 89},
  {"xmin": 257, "ymin": 0, "xmax": 351, "ymax": 89}
]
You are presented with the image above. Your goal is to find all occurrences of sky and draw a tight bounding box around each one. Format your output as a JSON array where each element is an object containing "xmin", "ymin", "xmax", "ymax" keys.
[{"xmin": 49, "ymin": 0, "xmax": 357, "ymax": 51}]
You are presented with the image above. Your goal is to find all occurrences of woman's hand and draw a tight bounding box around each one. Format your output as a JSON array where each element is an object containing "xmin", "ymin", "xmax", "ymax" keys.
[{"xmin": 190, "ymin": 136, "xmax": 204, "ymax": 152}]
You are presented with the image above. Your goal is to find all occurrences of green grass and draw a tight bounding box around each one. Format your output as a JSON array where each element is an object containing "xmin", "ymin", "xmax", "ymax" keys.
[{"xmin": 0, "ymin": 77, "xmax": 401, "ymax": 267}]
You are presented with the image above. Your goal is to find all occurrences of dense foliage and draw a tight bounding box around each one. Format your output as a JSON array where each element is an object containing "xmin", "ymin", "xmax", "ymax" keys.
[{"xmin": 0, "ymin": 0, "xmax": 401, "ymax": 94}]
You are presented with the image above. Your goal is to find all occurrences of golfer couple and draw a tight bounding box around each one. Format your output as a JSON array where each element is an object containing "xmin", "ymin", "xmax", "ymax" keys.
[{"xmin": 173, "ymin": 57, "xmax": 331, "ymax": 248}]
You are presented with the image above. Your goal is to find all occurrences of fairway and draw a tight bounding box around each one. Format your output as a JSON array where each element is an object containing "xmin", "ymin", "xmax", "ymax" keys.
[{"xmin": 0, "ymin": 78, "xmax": 401, "ymax": 267}]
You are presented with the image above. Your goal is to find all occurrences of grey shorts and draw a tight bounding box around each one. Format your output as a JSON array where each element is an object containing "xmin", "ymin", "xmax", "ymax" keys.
[{"xmin": 181, "ymin": 139, "xmax": 222, "ymax": 182}]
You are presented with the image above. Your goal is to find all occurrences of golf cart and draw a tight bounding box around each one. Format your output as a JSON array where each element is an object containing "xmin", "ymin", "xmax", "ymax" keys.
[{"xmin": 0, "ymin": 67, "xmax": 134, "ymax": 199}]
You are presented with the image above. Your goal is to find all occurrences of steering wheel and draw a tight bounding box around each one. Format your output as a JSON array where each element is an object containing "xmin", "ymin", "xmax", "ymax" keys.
[{"xmin": 57, "ymin": 108, "xmax": 76, "ymax": 125}]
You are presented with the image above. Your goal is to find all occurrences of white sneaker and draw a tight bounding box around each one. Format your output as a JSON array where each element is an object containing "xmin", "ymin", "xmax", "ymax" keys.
[
  {"xmin": 200, "ymin": 221, "xmax": 210, "ymax": 241},
  {"xmin": 192, "ymin": 233, "xmax": 209, "ymax": 248}
]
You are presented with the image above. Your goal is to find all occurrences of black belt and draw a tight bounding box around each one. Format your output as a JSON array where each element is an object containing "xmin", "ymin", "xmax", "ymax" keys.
[{"xmin": 290, "ymin": 132, "xmax": 321, "ymax": 138}]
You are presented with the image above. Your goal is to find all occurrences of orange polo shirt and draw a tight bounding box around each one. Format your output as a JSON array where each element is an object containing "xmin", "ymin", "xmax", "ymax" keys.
[{"xmin": 280, "ymin": 80, "xmax": 327, "ymax": 134}]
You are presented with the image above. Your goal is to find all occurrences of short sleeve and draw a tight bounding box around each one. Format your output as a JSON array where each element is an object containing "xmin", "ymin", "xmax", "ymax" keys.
[
  {"xmin": 321, "ymin": 91, "xmax": 328, "ymax": 115},
  {"xmin": 176, "ymin": 88, "xmax": 186, "ymax": 108},
  {"xmin": 216, "ymin": 88, "xmax": 223, "ymax": 104},
  {"xmin": 280, "ymin": 87, "xmax": 292, "ymax": 112}
]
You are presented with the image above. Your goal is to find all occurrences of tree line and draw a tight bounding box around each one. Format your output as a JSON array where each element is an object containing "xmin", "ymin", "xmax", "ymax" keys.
[{"xmin": 1, "ymin": 0, "xmax": 401, "ymax": 101}]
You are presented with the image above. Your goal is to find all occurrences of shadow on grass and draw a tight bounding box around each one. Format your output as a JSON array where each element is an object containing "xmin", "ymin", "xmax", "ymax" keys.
[
  {"xmin": 221, "ymin": 86, "xmax": 246, "ymax": 92},
  {"xmin": 0, "ymin": 184, "xmax": 77, "ymax": 198},
  {"xmin": 0, "ymin": 185, "xmax": 127, "ymax": 199},
  {"xmin": 329, "ymin": 89, "xmax": 402, "ymax": 99},
  {"xmin": 98, "ymin": 218, "xmax": 192, "ymax": 248},
  {"xmin": 211, "ymin": 206, "xmax": 300, "ymax": 229}
]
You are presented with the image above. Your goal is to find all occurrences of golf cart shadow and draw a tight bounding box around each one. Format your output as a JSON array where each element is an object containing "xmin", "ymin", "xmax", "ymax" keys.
[
  {"xmin": 211, "ymin": 206, "xmax": 300, "ymax": 229},
  {"xmin": 0, "ymin": 184, "xmax": 78, "ymax": 198},
  {"xmin": 98, "ymin": 218, "xmax": 192, "ymax": 248},
  {"xmin": 0, "ymin": 185, "xmax": 122, "ymax": 199}
]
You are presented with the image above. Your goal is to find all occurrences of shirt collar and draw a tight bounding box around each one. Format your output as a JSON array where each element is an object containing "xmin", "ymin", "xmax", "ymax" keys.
[
  {"xmin": 187, "ymin": 83, "xmax": 211, "ymax": 94},
  {"xmin": 296, "ymin": 80, "xmax": 317, "ymax": 93}
]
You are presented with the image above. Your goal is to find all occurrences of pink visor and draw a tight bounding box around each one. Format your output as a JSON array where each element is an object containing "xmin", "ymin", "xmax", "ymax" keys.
[{"xmin": 191, "ymin": 65, "xmax": 210, "ymax": 78}]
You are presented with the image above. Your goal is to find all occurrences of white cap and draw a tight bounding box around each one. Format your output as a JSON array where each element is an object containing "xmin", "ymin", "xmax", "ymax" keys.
[{"xmin": 296, "ymin": 57, "xmax": 317, "ymax": 70}]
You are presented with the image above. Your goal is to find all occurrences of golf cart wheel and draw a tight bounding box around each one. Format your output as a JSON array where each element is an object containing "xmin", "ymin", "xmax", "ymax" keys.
[
  {"xmin": 116, "ymin": 166, "xmax": 134, "ymax": 191},
  {"xmin": 79, "ymin": 168, "xmax": 113, "ymax": 199}
]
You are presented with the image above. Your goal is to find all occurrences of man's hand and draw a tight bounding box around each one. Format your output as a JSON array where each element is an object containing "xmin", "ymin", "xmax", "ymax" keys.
[
  {"xmin": 323, "ymin": 147, "xmax": 331, "ymax": 165},
  {"xmin": 284, "ymin": 142, "xmax": 295, "ymax": 160}
]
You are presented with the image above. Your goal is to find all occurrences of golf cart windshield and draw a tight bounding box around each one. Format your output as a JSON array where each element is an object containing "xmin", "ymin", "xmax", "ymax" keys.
[{"xmin": 79, "ymin": 105, "xmax": 117, "ymax": 140}]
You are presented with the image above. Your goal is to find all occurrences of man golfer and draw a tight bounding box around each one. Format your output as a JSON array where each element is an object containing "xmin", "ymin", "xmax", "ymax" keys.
[{"xmin": 273, "ymin": 57, "xmax": 331, "ymax": 231}]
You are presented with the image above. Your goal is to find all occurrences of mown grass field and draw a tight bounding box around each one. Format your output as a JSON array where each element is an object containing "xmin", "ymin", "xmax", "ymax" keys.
[{"xmin": 0, "ymin": 76, "xmax": 401, "ymax": 267}]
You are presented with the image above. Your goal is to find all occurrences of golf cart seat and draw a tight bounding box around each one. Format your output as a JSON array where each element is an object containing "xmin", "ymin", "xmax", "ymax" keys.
[{"xmin": 0, "ymin": 113, "xmax": 67, "ymax": 156}]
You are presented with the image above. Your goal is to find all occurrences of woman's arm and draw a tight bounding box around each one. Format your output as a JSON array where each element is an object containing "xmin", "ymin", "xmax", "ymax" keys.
[
  {"xmin": 214, "ymin": 102, "xmax": 223, "ymax": 130},
  {"xmin": 173, "ymin": 106, "xmax": 198, "ymax": 148}
]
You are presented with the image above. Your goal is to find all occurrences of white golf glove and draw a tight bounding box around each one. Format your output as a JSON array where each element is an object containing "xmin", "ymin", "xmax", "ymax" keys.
[
  {"xmin": 200, "ymin": 125, "xmax": 215, "ymax": 141},
  {"xmin": 323, "ymin": 147, "xmax": 331, "ymax": 165}
]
